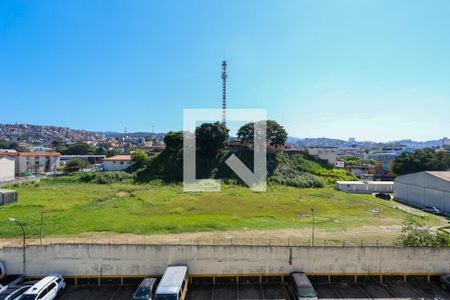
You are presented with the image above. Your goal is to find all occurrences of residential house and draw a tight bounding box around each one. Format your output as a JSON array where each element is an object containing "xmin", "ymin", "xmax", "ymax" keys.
[
  {"xmin": 307, "ymin": 147, "xmax": 338, "ymax": 166},
  {"xmin": 102, "ymin": 155, "xmax": 133, "ymax": 171}
]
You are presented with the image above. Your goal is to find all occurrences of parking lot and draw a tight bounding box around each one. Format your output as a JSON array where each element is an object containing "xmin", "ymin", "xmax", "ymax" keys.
[{"xmin": 56, "ymin": 276, "xmax": 450, "ymax": 300}]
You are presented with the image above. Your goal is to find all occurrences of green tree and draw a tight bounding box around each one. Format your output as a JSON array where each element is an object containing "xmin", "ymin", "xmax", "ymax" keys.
[
  {"xmin": 394, "ymin": 219, "xmax": 448, "ymax": 247},
  {"xmin": 0, "ymin": 139, "xmax": 30, "ymax": 152},
  {"xmin": 237, "ymin": 120, "xmax": 288, "ymax": 146},
  {"xmin": 131, "ymin": 148, "xmax": 149, "ymax": 169},
  {"xmin": 196, "ymin": 122, "xmax": 229, "ymax": 154},
  {"xmin": 94, "ymin": 147, "xmax": 107, "ymax": 155},
  {"xmin": 63, "ymin": 143, "xmax": 96, "ymax": 155},
  {"xmin": 393, "ymin": 148, "xmax": 449, "ymax": 175},
  {"xmin": 340, "ymin": 155, "xmax": 375, "ymax": 166},
  {"xmin": 164, "ymin": 131, "xmax": 183, "ymax": 151},
  {"xmin": 107, "ymin": 149, "xmax": 121, "ymax": 157},
  {"xmin": 44, "ymin": 159, "xmax": 51, "ymax": 172},
  {"xmin": 0, "ymin": 139, "xmax": 8, "ymax": 149},
  {"xmin": 428, "ymin": 151, "xmax": 450, "ymax": 170},
  {"xmin": 64, "ymin": 159, "xmax": 91, "ymax": 172}
]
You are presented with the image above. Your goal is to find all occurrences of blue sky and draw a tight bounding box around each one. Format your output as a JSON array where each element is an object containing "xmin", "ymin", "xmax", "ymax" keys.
[{"xmin": 1, "ymin": 0, "xmax": 449, "ymax": 142}]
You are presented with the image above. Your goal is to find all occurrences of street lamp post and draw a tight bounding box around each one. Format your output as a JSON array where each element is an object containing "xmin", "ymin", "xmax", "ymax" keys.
[
  {"xmin": 40, "ymin": 211, "xmax": 44, "ymax": 246},
  {"xmin": 310, "ymin": 208, "xmax": 315, "ymax": 246},
  {"xmin": 8, "ymin": 218, "xmax": 26, "ymax": 274}
]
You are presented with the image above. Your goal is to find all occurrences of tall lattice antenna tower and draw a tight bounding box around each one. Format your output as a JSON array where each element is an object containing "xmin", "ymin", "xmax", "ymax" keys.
[{"xmin": 221, "ymin": 60, "xmax": 227, "ymax": 125}]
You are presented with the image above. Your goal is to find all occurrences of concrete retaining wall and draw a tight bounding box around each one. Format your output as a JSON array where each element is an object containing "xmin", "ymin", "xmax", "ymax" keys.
[{"xmin": 1, "ymin": 244, "xmax": 449, "ymax": 276}]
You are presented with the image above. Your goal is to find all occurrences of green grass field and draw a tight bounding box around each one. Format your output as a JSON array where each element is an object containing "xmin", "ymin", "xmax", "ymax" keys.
[{"xmin": 1, "ymin": 179, "xmax": 446, "ymax": 241}]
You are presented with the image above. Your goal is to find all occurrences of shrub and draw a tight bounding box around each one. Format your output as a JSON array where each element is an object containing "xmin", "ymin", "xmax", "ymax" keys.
[{"xmin": 78, "ymin": 171, "xmax": 135, "ymax": 184}]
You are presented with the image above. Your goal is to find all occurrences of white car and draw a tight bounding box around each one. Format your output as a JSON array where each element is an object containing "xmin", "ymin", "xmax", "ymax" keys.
[
  {"xmin": 0, "ymin": 284, "xmax": 33, "ymax": 300},
  {"xmin": 19, "ymin": 274, "xmax": 65, "ymax": 300}
]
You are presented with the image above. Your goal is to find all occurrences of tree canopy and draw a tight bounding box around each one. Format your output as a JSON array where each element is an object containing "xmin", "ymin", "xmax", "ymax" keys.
[
  {"xmin": 340, "ymin": 155, "xmax": 375, "ymax": 166},
  {"xmin": 131, "ymin": 148, "xmax": 149, "ymax": 169},
  {"xmin": 237, "ymin": 120, "xmax": 287, "ymax": 146},
  {"xmin": 164, "ymin": 131, "xmax": 183, "ymax": 151},
  {"xmin": 393, "ymin": 148, "xmax": 450, "ymax": 175},
  {"xmin": 64, "ymin": 159, "xmax": 91, "ymax": 172},
  {"xmin": 0, "ymin": 139, "xmax": 30, "ymax": 152},
  {"xmin": 196, "ymin": 122, "xmax": 229, "ymax": 154},
  {"xmin": 394, "ymin": 219, "xmax": 449, "ymax": 247}
]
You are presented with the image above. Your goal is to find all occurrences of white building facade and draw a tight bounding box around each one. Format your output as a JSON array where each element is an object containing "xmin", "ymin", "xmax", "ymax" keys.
[
  {"xmin": 0, "ymin": 151, "xmax": 17, "ymax": 182},
  {"xmin": 307, "ymin": 148, "xmax": 338, "ymax": 166},
  {"xmin": 102, "ymin": 155, "xmax": 133, "ymax": 171},
  {"xmin": 394, "ymin": 171, "xmax": 450, "ymax": 215},
  {"xmin": 335, "ymin": 181, "xmax": 394, "ymax": 193},
  {"xmin": 16, "ymin": 152, "xmax": 61, "ymax": 175}
]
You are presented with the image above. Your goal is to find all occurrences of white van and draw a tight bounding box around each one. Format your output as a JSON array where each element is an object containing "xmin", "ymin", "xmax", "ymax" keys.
[{"xmin": 19, "ymin": 273, "xmax": 65, "ymax": 300}]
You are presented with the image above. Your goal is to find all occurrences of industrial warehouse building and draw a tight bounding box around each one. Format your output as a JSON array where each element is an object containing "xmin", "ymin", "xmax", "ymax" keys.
[
  {"xmin": 394, "ymin": 171, "xmax": 450, "ymax": 215},
  {"xmin": 335, "ymin": 181, "xmax": 393, "ymax": 193}
]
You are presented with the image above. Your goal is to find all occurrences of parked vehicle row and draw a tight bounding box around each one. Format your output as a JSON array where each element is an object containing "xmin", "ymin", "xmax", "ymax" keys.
[
  {"xmin": 0, "ymin": 274, "xmax": 64, "ymax": 300},
  {"xmin": 133, "ymin": 265, "xmax": 189, "ymax": 300}
]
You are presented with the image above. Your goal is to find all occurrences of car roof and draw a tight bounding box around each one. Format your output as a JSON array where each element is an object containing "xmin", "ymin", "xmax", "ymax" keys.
[
  {"xmin": 22, "ymin": 274, "xmax": 62, "ymax": 294},
  {"xmin": 0, "ymin": 285, "xmax": 30, "ymax": 297},
  {"xmin": 155, "ymin": 266, "xmax": 188, "ymax": 295},
  {"xmin": 138, "ymin": 278, "xmax": 157, "ymax": 289},
  {"xmin": 291, "ymin": 272, "xmax": 313, "ymax": 288}
]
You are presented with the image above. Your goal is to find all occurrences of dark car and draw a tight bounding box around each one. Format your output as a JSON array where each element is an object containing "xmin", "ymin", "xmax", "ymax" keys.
[
  {"xmin": 133, "ymin": 278, "xmax": 157, "ymax": 300},
  {"xmin": 422, "ymin": 206, "xmax": 442, "ymax": 215},
  {"xmin": 287, "ymin": 272, "xmax": 318, "ymax": 300},
  {"xmin": 375, "ymin": 193, "xmax": 391, "ymax": 200},
  {"xmin": 440, "ymin": 274, "xmax": 450, "ymax": 291}
]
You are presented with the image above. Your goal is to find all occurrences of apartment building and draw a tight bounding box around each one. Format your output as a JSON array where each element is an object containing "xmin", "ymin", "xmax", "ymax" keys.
[{"xmin": 16, "ymin": 152, "xmax": 61, "ymax": 175}]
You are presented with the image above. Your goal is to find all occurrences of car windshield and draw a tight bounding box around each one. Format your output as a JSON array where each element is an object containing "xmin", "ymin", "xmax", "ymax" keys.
[
  {"xmin": 299, "ymin": 287, "xmax": 317, "ymax": 297},
  {"xmin": 134, "ymin": 287, "xmax": 150, "ymax": 297}
]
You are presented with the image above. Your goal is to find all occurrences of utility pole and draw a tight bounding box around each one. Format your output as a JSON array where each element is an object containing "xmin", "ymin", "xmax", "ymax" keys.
[
  {"xmin": 311, "ymin": 208, "xmax": 315, "ymax": 246},
  {"xmin": 221, "ymin": 60, "xmax": 227, "ymax": 125},
  {"xmin": 8, "ymin": 218, "xmax": 26, "ymax": 274},
  {"xmin": 40, "ymin": 211, "xmax": 44, "ymax": 245}
]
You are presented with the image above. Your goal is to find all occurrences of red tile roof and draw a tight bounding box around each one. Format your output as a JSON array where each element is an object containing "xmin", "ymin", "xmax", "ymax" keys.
[
  {"xmin": 104, "ymin": 155, "xmax": 132, "ymax": 161},
  {"xmin": 0, "ymin": 152, "xmax": 18, "ymax": 157},
  {"xmin": 18, "ymin": 152, "xmax": 61, "ymax": 157}
]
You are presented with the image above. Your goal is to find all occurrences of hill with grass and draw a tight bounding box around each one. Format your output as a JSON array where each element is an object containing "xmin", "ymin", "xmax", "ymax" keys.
[{"xmin": 136, "ymin": 150, "xmax": 355, "ymax": 187}]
